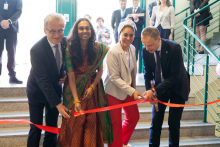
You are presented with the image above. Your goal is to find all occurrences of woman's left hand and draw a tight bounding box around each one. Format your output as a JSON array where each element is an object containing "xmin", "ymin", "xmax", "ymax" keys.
[
  {"xmin": 169, "ymin": 34, "xmax": 173, "ymax": 40},
  {"xmin": 82, "ymin": 87, "xmax": 94, "ymax": 100}
]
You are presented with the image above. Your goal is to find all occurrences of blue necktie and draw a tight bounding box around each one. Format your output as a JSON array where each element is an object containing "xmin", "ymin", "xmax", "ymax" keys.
[
  {"xmin": 155, "ymin": 51, "xmax": 161, "ymax": 86},
  {"xmin": 54, "ymin": 44, "xmax": 60, "ymax": 73}
]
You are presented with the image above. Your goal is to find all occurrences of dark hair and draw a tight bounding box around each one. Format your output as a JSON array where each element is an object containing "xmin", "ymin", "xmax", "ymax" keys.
[
  {"xmin": 159, "ymin": 0, "xmax": 172, "ymax": 7},
  {"xmin": 96, "ymin": 17, "xmax": 104, "ymax": 23},
  {"xmin": 67, "ymin": 18, "xmax": 97, "ymax": 68}
]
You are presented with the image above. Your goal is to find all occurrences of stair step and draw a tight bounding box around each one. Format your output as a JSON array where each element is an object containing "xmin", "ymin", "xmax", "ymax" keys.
[
  {"xmin": 0, "ymin": 106, "xmax": 203, "ymax": 128},
  {"xmin": 110, "ymin": 137, "xmax": 220, "ymax": 147},
  {"xmin": 0, "ymin": 87, "xmax": 26, "ymax": 97},
  {"xmin": 0, "ymin": 121, "xmax": 215, "ymax": 146},
  {"xmin": 130, "ymin": 121, "xmax": 215, "ymax": 140},
  {"xmin": 0, "ymin": 97, "xmax": 28, "ymax": 112}
]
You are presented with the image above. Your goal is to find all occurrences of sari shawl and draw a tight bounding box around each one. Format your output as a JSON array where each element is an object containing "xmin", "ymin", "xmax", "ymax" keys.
[{"xmin": 63, "ymin": 43, "xmax": 113, "ymax": 143}]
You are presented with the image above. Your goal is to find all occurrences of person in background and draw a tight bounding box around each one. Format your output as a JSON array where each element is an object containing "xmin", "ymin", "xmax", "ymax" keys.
[
  {"xmin": 150, "ymin": 0, "xmax": 175, "ymax": 40},
  {"xmin": 84, "ymin": 14, "xmax": 92, "ymax": 21},
  {"xmin": 57, "ymin": 18, "xmax": 113, "ymax": 147},
  {"xmin": 0, "ymin": 0, "xmax": 23, "ymax": 84},
  {"xmin": 148, "ymin": 0, "xmax": 159, "ymax": 18},
  {"xmin": 96, "ymin": 17, "xmax": 112, "ymax": 46},
  {"xmin": 27, "ymin": 13, "xmax": 68, "ymax": 147},
  {"xmin": 142, "ymin": 27, "xmax": 190, "ymax": 147},
  {"xmin": 190, "ymin": 0, "xmax": 210, "ymax": 54},
  {"xmin": 121, "ymin": 0, "xmax": 146, "ymax": 60},
  {"xmin": 104, "ymin": 20, "xmax": 144, "ymax": 147},
  {"xmin": 111, "ymin": 0, "xmax": 127, "ymax": 43}
]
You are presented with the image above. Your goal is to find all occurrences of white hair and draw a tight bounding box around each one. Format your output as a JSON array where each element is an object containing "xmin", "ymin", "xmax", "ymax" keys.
[{"xmin": 44, "ymin": 13, "xmax": 66, "ymax": 28}]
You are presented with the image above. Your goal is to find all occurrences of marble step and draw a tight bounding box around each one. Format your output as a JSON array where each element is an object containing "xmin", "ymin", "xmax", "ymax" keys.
[
  {"xmin": 0, "ymin": 95, "xmax": 195, "ymax": 112},
  {"xmin": 130, "ymin": 121, "xmax": 215, "ymax": 140},
  {"xmin": 112, "ymin": 137, "xmax": 220, "ymax": 147},
  {"xmin": 0, "ymin": 106, "xmax": 203, "ymax": 128},
  {"xmin": 0, "ymin": 121, "xmax": 215, "ymax": 147},
  {"xmin": 0, "ymin": 87, "xmax": 26, "ymax": 98}
]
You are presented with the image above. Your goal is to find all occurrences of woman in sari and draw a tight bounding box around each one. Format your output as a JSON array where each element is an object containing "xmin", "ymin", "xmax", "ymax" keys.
[{"xmin": 57, "ymin": 18, "xmax": 113, "ymax": 147}]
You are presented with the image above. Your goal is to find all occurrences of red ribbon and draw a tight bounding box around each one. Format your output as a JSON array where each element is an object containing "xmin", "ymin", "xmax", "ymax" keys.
[
  {"xmin": 74, "ymin": 99, "xmax": 220, "ymax": 116},
  {"xmin": 1, "ymin": 99, "xmax": 220, "ymax": 134},
  {"xmin": 0, "ymin": 119, "xmax": 60, "ymax": 134}
]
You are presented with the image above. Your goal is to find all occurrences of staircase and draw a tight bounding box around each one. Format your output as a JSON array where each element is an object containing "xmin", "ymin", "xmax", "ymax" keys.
[{"xmin": 0, "ymin": 74, "xmax": 220, "ymax": 147}]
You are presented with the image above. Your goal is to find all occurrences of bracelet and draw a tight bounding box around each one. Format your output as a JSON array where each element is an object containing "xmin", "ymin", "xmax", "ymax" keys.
[
  {"xmin": 90, "ymin": 85, "xmax": 95, "ymax": 91},
  {"xmin": 73, "ymin": 100, "xmax": 81, "ymax": 105},
  {"xmin": 95, "ymin": 78, "xmax": 99, "ymax": 83}
]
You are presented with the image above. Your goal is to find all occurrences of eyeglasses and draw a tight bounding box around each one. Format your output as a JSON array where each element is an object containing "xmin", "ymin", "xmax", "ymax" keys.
[
  {"xmin": 46, "ymin": 28, "xmax": 65, "ymax": 34},
  {"xmin": 78, "ymin": 26, "xmax": 91, "ymax": 31}
]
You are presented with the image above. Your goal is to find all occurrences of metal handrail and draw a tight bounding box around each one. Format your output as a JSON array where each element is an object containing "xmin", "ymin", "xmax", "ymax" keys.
[{"xmin": 182, "ymin": 0, "xmax": 220, "ymax": 134}]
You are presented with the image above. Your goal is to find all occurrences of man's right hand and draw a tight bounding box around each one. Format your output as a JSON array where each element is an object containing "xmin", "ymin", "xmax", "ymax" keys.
[{"xmin": 56, "ymin": 103, "xmax": 71, "ymax": 118}]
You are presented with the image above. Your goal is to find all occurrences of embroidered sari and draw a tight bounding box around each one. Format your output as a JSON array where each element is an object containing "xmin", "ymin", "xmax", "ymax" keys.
[{"xmin": 57, "ymin": 43, "xmax": 113, "ymax": 147}]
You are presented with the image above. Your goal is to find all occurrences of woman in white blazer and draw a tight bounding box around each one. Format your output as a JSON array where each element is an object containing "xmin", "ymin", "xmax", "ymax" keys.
[
  {"xmin": 150, "ymin": 0, "xmax": 175, "ymax": 40},
  {"xmin": 104, "ymin": 20, "xmax": 144, "ymax": 147}
]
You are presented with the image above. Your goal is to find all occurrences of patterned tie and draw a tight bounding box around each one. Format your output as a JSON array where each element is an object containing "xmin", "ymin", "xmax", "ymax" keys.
[
  {"xmin": 155, "ymin": 51, "xmax": 161, "ymax": 86},
  {"xmin": 133, "ymin": 7, "xmax": 136, "ymax": 14},
  {"xmin": 54, "ymin": 44, "xmax": 60, "ymax": 73}
]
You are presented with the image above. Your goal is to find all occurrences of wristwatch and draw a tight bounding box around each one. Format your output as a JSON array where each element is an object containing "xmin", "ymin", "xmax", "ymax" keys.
[{"xmin": 8, "ymin": 19, "xmax": 12, "ymax": 25}]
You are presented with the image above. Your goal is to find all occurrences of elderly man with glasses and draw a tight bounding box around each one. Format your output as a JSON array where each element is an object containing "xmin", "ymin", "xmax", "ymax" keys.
[{"xmin": 26, "ymin": 13, "xmax": 69, "ymax": 147}]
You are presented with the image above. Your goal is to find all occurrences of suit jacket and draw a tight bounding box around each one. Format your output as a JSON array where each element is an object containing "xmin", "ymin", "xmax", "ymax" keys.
[
  {"xmin": 111, "ymin": 9, "xmax": 124, "ymax": 39},
  {"xmin": 104, "ymin": 42, "xmax": 137, "ymax": 100},
  {"xmin": 150, "ymin": 6, "xmax": 175, "ymax": 29},
  {"xmin": 27, "ymin": 36, "xmax": 67, "ymax": 108},
  {"xmin": 121, "ymin": 7, "xmax": 146, "ymax": 38},
  {"xmin": 142, "ymin": 39, "xmax": 190, "ymax": 101},
  {"xmin": 148, "ymin": 1, "xmax": 157, "ymax": 18},
  {"xmin": 0, "ymin": 0, "xmax": 22, "ymax": 32}
]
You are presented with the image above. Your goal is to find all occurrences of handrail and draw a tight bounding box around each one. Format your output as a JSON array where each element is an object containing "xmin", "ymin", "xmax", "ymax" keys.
[
  {"xmin": 183, "ymin": 0, "xmax": 220, "ymax": 63},
  {"xmin": 175, "ymin": 7, "xmax": 190, "ymax": 16}
]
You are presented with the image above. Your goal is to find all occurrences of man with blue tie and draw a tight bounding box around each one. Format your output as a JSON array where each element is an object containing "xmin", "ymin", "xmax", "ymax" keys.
[
  {"xmin": 26, "ymin": 13, "xmax": 70, "ymax": 147},
  {"xmin": 141, "ymin": 27, "xmax": 190, "ymax": 147},
  {"xmin": 122, "ymin": 0, "xmax": 146, "ymax": 60},
  {"xmin": 111, "ymin": 0, "xmax": 127, "ymax": 43}
]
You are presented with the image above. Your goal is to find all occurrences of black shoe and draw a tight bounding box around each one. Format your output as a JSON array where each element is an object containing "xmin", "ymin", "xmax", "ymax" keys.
[
  {"xmin": 199, "ymin": 50, "xmax": 204, "ymax": 54},
  {"xmin": 9, "ymin": 77, "xmax": 23, "ymax": 84}
]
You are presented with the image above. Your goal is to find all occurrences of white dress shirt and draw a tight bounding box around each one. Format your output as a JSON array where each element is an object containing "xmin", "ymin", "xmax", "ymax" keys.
[
  {"xmin": 124, "ymin": 49, "xmax": 134, "ymax": 73},
  {"xmin": 47, "ymin": 39, "xmax": 62, "ymax": 70}
]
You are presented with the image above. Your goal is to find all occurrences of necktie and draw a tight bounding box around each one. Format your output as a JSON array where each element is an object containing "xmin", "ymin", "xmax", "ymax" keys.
[
  {"xmin": 133, "ymin": 7, "xmax": 136, "ymax": 14},
  {"xmin": 155, "ymin": 51, "xmax": 161, "ymax": 86},
  {"xmin": 54, "ymin": 44, "xmax": 60, "ymax": 73}
]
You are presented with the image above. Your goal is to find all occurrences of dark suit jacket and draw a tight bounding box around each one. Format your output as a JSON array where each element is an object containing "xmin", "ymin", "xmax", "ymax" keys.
[
  {"xmin": 142, "ymin": 39, "xmax": 190, "ymax": 101},
  {"xmin": 111, "ymin": 9, "xmax": 124, "ymax": 39},
  {"xmin": 121, "ymin": 7, "xmax": 146, "ymax": 38},
  {"xmin": 27, "ymin": 36, "xmax": 67, "ymax": 108},
  {"xmin": 148, "ymin": 1, "xmax": 157, "ymax": 18},
  {"xmin": 0, "ymin": 0, "xmax": 22, "ymax": 32}
]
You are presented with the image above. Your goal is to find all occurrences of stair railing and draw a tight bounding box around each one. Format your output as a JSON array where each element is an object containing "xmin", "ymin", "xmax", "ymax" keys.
[{"xmin": 183, "ymin": 0, "xmax": 220, "ymax": 135}]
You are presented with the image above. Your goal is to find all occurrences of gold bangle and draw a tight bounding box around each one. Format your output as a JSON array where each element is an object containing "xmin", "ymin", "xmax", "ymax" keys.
[
  {"xmin": 90, "ymin": 85, "xmax": 95, "ymax": 91},
  {"xmin": 95, "ymin": 78, "xmax": 99, "ymax": 83},
  {"xmin": 73, "ymin": 100, "xmax": 81, "ymax": 105}
]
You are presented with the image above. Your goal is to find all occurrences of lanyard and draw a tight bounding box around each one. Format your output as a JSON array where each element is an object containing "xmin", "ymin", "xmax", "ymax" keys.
[{"xmin": 128, "ymin": 48, "xmax": 130, "ymax": 68}]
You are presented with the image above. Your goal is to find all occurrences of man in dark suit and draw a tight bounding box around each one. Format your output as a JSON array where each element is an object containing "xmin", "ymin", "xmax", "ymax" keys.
[
  {"xmin": 121, "ymin": 0, "xmax": 146, "ymax": 60},
  {"xmin": 111, "ymin": 0, "xmax": 127, "ymax": 43},
  {"xmin": 148, "ymin": 0, "xmax": 158, "ymax": 23},
  {"xmin": 141, "ymin": 27, "xmax": 190, "ymax": 147},
  {"xmin": 26, "ymin": 13, "xmax": 70, "ymax": 147},
  {"xmin": 0, "ymin": 0, "xmax": 23, "ymax": 83}
]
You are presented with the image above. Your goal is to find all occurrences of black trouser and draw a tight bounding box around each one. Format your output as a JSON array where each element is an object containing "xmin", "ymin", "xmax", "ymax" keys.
[
  {"xmin": 132, "ymin": 38, "xmax": 141, "ymax": 61},
  {"xmin": 0, "ymin": 30, "xmax": 17, "ymax": 77},
  {"xmin": 27, "ymin": 101, "xmax": 59, "ymax": 147},
  {"xmin": 149, "ymin": 90, "xmax": 185, "ymax": 147}
]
